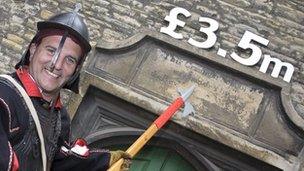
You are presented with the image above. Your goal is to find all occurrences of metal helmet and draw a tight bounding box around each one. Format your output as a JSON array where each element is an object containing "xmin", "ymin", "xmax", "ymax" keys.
[
  {"xmin": 37, "ymin": 12, "xmax": 91, "ymax": 54},
  {"xmin": 15, "ymin": 4, "xmax": 91, "ymax": 93}
]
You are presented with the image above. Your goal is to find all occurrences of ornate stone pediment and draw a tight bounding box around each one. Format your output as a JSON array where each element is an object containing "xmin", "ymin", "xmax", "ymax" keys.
[{"xmin": 70, "ymin": 29, "xmax": 304, "ymax": 170}]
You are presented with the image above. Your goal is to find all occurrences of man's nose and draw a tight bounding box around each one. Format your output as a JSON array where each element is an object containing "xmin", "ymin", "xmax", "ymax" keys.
[{"xmin": 53, "ymin": 55, "xmax": 65, "ymax": 70}]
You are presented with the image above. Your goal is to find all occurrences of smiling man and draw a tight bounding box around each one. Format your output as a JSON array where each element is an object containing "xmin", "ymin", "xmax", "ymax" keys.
[
  {"xmin": 0, "ymin": 7, "xmax": 130, "ymax": 171},
  {"xmin": 28, "ymin": 35, "xmax": 82, "ymax": 101}
]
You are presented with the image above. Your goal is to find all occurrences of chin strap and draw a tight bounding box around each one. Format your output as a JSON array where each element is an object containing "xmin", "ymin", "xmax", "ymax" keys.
[{"xmin": 0, "ymin": 74, "xmax": 47, "ymax": 171}]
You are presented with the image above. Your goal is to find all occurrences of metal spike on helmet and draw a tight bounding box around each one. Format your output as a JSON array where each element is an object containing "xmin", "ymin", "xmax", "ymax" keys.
[
  {"xmin": 74, "ymin": 3, "xmax": 82, "ymax": 12},
  {"xmin": 15, "ymin": 3, "xmax": 91, "ymax": 93}
]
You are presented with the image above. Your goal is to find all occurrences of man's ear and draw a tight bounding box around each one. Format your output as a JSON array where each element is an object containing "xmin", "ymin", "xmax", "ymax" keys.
[{"xmin": 29, "ymin": 43, "xmax": 37, "ymax": 61}]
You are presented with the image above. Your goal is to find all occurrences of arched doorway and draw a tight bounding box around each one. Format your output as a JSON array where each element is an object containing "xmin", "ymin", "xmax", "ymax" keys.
[
  {"xmin": 108, "ymin": 145, "xmax": 196, "ymax": 171},
  {"xmin": 71, "ymin": 86, "xmax": 281, "ymax": 171},
  {"xmin": 86, "ymin": 127, "xmax": 214, "ymax": 171}
]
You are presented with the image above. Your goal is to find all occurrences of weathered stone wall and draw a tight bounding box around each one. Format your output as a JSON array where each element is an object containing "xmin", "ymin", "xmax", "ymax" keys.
[{"xmin": 0, "ymin": 1, "xmax": 303, "ymax": 113}]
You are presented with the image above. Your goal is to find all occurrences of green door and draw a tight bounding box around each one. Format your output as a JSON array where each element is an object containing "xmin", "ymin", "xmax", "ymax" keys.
[{"xmin": 110, "ymin": 145, "xmax": 196, "ymax": 171}]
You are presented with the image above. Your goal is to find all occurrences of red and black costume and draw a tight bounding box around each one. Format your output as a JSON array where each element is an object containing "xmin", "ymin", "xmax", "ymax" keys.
[{"xmin": 0, "ymin": 68, "xmax": 111, "ymax": 171}]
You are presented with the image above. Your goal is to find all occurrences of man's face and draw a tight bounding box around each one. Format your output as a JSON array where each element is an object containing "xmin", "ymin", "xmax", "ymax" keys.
[{"xmin": 29, "ymin": 35, "xmax": 82, "ymax": 96}]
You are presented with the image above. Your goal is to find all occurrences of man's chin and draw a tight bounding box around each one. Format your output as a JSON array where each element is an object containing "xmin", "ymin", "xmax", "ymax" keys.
[
  {"xmin": 38, "ymin": 81, "xmax": 66, "ymax": 99},
  {"xmin": 40, "ymin": 86, "xmax": 61, "ymax": 96}
]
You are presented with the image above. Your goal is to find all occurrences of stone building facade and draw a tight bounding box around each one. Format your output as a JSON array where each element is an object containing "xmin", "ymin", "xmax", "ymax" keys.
[{"xmin": 0, "ymin": 0, "xmax": 303, "ymax": 170}]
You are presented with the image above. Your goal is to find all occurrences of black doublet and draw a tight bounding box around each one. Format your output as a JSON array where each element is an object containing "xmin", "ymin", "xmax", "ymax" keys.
[
  {"xmin": 0, "ymin": 72, "xmax": 111, "ymax": 171},
  {"xmin": 0, "ymin": 74, "xmax": 62, "ymax": 171}
]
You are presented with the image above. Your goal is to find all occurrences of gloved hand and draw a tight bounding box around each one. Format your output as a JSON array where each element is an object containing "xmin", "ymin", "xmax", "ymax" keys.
[{"xmin": 109, "ymin": 150, "xmax": 132, "ymax": 171}]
